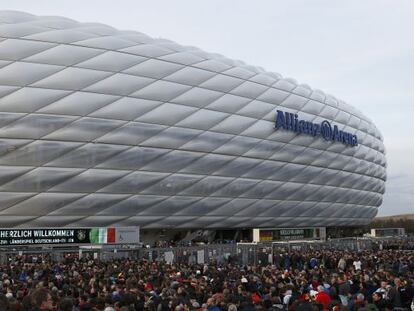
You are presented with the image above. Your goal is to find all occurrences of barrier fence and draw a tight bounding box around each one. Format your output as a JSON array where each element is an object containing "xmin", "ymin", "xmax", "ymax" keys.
[
  {"xmin": 137, "ymin": 244, "xmax": 237, "ymax": 265},
  {"xmin": 1, "ymin": 236, "xmax": 413, "ymax": 265},
  {"xmin": 136, "ymin": 237, "xmax": 414, "ymax": 266}
]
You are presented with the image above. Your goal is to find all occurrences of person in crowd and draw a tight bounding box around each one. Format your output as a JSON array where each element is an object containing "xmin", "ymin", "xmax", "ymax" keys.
[
  {"xmin": 58, "ymin": 298, "xmax": 74, "ymax": 311},
  {"xmin": 348, "ymin": 293, "xmax": 365, "ymax": 311},
  {"xmin": 352, "ymin": 258, "xmax": 362, "ymax": 271},
  {"xmin": 372, "ymin": 292, "xmax": 386, "ymax": 310},
  {"xmin": 30, "ymin": 288, "xmax": 53, "ymax": 311},
  {"xmin": 206, "ymin": 298, "xmax": 220, "ymax": 311},
  {"xmin": 313, "ymin": 286, "xmax": 331, "ymax": 311}
]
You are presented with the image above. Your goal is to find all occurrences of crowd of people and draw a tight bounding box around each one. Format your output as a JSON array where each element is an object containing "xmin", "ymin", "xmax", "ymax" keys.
[{"xmin": 0, "ymin": 248, "xmax": 413, "ymax": 311}]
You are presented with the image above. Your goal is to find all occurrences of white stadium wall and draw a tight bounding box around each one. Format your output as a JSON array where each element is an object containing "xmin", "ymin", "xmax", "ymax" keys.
[{"xmin": 0, "ymin": 11, "xmax": 386, "ymax": 229}]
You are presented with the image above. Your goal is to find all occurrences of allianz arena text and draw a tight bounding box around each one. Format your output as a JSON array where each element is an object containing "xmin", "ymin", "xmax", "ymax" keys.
[{"xmin": 0, "ymin": 11, "xmax": 386, "ymax": 229}]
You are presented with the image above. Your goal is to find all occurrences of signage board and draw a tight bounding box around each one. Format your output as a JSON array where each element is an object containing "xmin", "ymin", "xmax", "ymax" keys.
[
  {"xmin": 254, "ymin": 227, "xmax": 326, "ymax": 242},
  {"xmin": 114, "ymin": 227, "xmax": 140, "ymax": 244},
  {"xmin": 0, "ymin": 227, "xmax": 139, "ymax": 246}
]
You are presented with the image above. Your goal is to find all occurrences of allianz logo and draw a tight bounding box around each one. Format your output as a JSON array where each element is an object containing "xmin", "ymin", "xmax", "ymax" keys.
[{"xmin": 274, "ymin": 110, "xmax": 358, "ymax": 147}]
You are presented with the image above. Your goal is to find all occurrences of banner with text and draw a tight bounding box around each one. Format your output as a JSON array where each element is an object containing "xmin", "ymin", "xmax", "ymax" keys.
[{"xmin": 0, "ymin": 227, "xmax": 139, "ymax": 246}]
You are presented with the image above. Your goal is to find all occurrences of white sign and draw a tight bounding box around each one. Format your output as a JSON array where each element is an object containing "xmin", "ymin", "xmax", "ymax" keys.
[
  {"xmin": 197, "ymin": 250, "xmax": 205, "ymax": 264},
  {"xmin": 114, "ymin": 227, "xmax": 140, "ymax": 244},
  {"xmin": 164, "ymin": 251, "xmax": 174, "ymax": 264}
]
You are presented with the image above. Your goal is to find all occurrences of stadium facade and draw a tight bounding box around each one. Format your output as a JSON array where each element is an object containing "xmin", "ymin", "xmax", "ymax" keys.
[{"xmin": 0, "ymin": 11, "xmax": 386, "ymax": 229}]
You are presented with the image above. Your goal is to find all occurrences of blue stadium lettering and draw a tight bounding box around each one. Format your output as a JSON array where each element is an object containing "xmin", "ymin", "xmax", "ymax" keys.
[{"xmin": 275, "ymin": 110, "xmax": 358, "ymax": 147}]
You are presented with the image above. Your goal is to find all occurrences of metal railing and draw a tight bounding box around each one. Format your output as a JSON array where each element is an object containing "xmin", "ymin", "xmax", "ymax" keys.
[
  {"xmin": 1, "ymin": 236, "xmax": 412, "ymax": 265},
  {"xmin": 135, "ymin": 236, "xmax": 414, "ymax": 265}
]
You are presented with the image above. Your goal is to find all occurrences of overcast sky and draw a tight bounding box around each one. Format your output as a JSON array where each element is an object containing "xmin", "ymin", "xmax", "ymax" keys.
[{"xmin": 3, "ymin": 0, "xmax": 413, "ymax": 216}]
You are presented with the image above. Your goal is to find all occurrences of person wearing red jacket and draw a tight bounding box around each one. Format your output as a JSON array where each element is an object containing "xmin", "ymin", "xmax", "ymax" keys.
[{"xmin": 314, "ymin": 286, "xmax": 331, "ymax": 311}]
